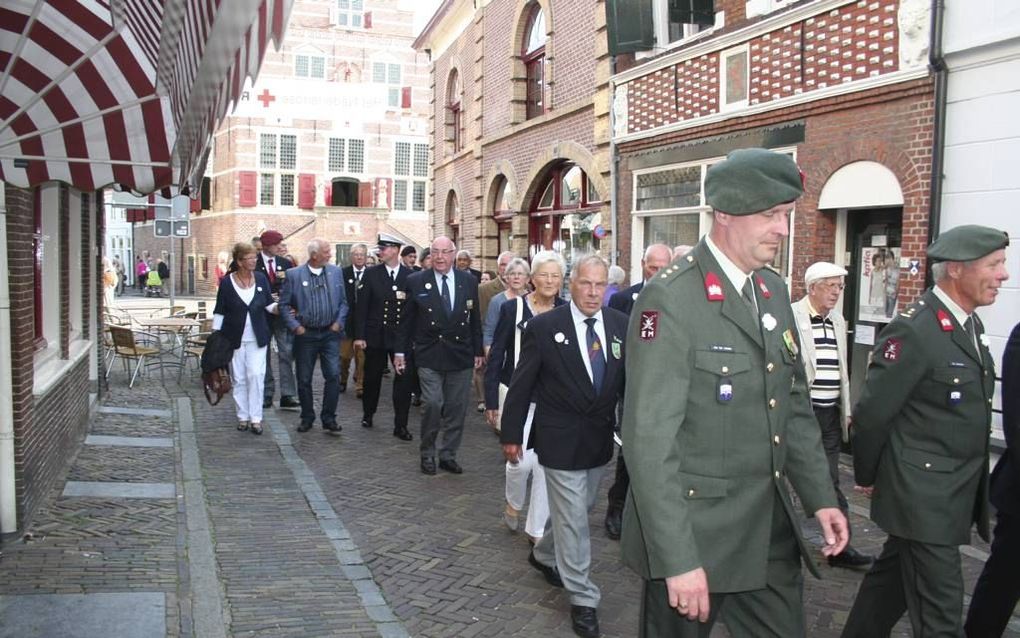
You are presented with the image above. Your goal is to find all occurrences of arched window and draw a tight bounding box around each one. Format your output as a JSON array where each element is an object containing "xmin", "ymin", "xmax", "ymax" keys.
[
  {"xmin": 447, "ymin": 69, "xmax": 463, "ymax": 153},
  {"xmin": 521, "ymin": 4, "xmax": 546, "ymax": 119},
  {"xmin": 492, "ymin": 176, "xmax": 513, "ymax": 253},
  {"xmin": 446, "ymin": 190, "xmax": 461, "ymax": 246},
  {"xmin": 528, "ymin": 162, "xmax": 603, "ymax": 265}
]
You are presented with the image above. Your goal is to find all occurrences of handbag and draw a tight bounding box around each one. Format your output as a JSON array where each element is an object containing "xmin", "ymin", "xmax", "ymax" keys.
[
  {"xmin": 202, "ymin": 368, "xmax": 232, "ymax": 406},
  {"xmin": 200, "ymin": 331, "xmax": 235, "ymax": 406}
]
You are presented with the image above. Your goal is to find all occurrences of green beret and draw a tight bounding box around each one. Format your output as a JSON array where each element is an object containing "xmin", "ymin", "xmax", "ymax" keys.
[
  {"xmin": 927, "ymin": 225, "xmax": 1009, "ymax": 262},
  {"xmin": 705, "ymin": 148, "xmax": 803, "ymax": 215}
]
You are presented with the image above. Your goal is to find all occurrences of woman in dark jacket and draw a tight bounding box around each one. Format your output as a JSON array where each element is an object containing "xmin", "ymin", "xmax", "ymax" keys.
[
  {"xmin": 484, "ymin": 250, "xmax": 566, "ymax": 544},
  {"xmin": 213, "ymin": 242, "xmax": 274, "ymax": 434}
]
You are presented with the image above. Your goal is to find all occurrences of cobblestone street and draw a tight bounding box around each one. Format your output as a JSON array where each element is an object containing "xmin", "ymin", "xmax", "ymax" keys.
[{"xmin": 1, "ymin": 360, "xmax": 1017, "ymax": 637}]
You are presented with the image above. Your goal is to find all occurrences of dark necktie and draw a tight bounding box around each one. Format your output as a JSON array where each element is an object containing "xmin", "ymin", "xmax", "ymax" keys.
[
  {"xmin": 354, "ymin": 270, "xmax": 361, "ymax": 301},
  {"xmin": 267, "ymin": 258, "xmax": 275, "ymax": 284},
  {"xmin": 390, "ymin": 269, "xmax": 396, "ymax": 283},
  {"xmin": 741, "ymin": 278, "xmax": 758, "ymax": 315},
  {"xmin": 441, "ymin": 274, "xmax": 452, "ymax": 314},
  {"xmin": 964, "ymin": 316, "xmax": 981, "ymax": 362},
  {"xmin": 585, "ymin": 317, "xmax": 606, "ymax": 394}
]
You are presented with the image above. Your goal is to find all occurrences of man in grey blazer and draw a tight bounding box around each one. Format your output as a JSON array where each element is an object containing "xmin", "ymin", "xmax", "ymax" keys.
[
  {"xmin": 280, "ymin": 239, "xmax": 349, "ymax": 433},
  {"xmin": 791, "ymin": 262, "xmax": 873, "ymax": 570}
]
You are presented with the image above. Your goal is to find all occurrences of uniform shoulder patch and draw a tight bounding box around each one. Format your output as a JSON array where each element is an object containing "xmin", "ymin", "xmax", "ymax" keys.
[
  {"xmin": 638, "ymin": 310, "xmax": 659, "ymax": 341},
  {"xmin": 882, "ymin": 338, "xmax": 902, "ymax": 361}
]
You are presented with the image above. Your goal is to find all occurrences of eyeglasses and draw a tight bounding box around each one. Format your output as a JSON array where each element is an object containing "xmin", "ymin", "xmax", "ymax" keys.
[
  {"xmin": 815, "ymin": 282, "xmax": 845, "ymax": 292},
  {"xmin": 433, "ymin": 249, "xmax": 456, "ymax": 256},
  {"xmin": 533, "ymin": 272, "xmax": 562, "ymax": 281}
]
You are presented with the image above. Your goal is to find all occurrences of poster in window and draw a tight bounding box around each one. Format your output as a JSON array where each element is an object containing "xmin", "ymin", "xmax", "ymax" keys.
[{"xmin": 858, "ymin": 246, "xmax": 901, "ymax": 323}]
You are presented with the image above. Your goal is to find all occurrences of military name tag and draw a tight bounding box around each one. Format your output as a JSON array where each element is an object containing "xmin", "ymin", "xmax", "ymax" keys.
[
  {"xmin": 709, "ymin": 344, "xmax": 734, "ymax": 353},
  {"xmin": 718, "ymin": 378, "xmax": 733, "ymax": 403}
]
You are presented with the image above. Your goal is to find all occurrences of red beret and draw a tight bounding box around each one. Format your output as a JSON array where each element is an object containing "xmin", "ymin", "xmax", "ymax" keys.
[{"xmin": 260, "ymin": 230, "xmax": 283, "ymax": 247}]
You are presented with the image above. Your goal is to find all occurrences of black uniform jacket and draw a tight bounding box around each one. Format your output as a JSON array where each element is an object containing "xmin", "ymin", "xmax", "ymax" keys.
[
  {"xmin": 990, "ymin": 322, "xmax": 1020, "ymax": 516},
  {"xmin": 255, "ymin": 253, "xmax": 294, "ymax": 297},
  {"xmin": 396, "ymin": 268, "xmax": 482, "ymax": 371},
  {"xmin": 608, "ymin": 281, "xmax": 644, "ymax": 316},
  {"xmin": 353, "ymin": 263, "xmax": 412, "ymax": 350},
  {"xmin": 500, "ymin": 303, "xmax": 627, "ymax": 471}
]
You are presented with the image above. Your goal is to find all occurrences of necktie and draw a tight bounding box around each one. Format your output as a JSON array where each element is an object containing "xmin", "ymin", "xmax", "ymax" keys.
[
  {"xmin": 585, "ymin": 317, "xmax": 606, "ymax": 394},
  {"xmin": 441, "ymin": 274, "xmax": 452, "ymax": 314},
  {"xmin": 964, "ymin": 316, "xmax": 982, "ymax": 362},
  {"xmin": 354, "ymin": 270, "xmax": 361, "ymax": 301},
  {"xmin": 390, "ymin": 269, "xmax": 396, "ymax": 283},
  {"xmin": 267, "ymin": 258, "xmax": 275, "ymax": 284},
  {"xmin": 741, "ymin": 278, "xmax": 757, "ymax": 315}
]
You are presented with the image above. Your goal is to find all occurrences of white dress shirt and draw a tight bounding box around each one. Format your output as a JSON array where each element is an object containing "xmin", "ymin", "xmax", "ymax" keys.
[
  {"xmin": 705, "ymin": 235, "xmax": 757, "ymax": 310},
  {"xmin": 570, "ymin": 302, "xmax": 607, "ymax": 384}
]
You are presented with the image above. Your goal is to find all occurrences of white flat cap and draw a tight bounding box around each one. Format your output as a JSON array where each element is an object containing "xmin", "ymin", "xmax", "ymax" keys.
[{"xmin": 804, "ymin": 261, "xmax": 848, "ymax": 286}]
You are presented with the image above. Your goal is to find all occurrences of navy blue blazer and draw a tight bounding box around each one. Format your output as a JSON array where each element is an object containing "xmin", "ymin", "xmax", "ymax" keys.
[
  {"xmin": 279, "ymin": 263, "xmax": 348, "ymax": 334},
  {"xmin": 484, "ymin": 295, "xmax": 566, "ymax": 409},
  {"xmin": 397, "ymin": 268, "xmax": 482, "ymax": 371},
  {"xmin": 213, "ymin": 271, "xmax": 273, "ymax": 349},
  {"xmin": 608, "ymin": 281, "xmax": 644, "ymax": 316},
  {"xmin": 991, "ymin": 321, "xmax": 1020, "ymax": 516}
]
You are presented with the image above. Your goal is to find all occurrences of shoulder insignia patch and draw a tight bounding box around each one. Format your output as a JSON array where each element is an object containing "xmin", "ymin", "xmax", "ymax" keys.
[
  {"xmin": 639, "ymin": 310, "xmax": 659, "ymax": 341},
  {"xmin": 704, "ymin": 272, "xmax": 725, "ymax": 302},
  {"xmin": 882, "ymin": 338, "xmax": 901, "ymax": 361},
  {"xmin": 936, "ymin": 309, "xmax": 954, "ymax": 332}
]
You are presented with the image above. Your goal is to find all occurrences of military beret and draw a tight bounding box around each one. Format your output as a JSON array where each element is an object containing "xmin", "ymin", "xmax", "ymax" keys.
[
  {"xmin": 260, "ymin": 230, "xmax": 283, "ymax": 247},
  {"xmin": 927, "ymin": 225, "xmax": 1009, "ymax": 262},
  {"xmin": 377, "ymin": 232, "xmax": 402, "ymax": 248},
  {"xmin": 421, "ymin": 248, "xmax": 431, "ymax": 260},
  {"xmin": 400, "ymin": 245, "xmax": 417, "ymax": 257},
  {"xmin": 705, "ymin": 148, "xmax": 804, "ymax": 215}
]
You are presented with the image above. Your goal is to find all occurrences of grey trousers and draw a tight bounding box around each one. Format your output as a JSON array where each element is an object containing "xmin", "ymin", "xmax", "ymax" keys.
[
  {"xmin": 418, "ymin": 367, "xmax": 472, "ymax": 461},
  {"xmin": 264, "ymin": 318, "xmax": 296, "ymax": 399},
  {"xmin": 533, "ymin": 464, "xmax": 607, "ymax": 608}
]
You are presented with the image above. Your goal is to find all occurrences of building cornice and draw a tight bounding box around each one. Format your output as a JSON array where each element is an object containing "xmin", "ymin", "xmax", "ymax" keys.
[
  {"xmin": 612, "ymin": 0, "xmax": 858, "ymax": 85},
  {"xmin": 615, "ymin": 67, "xmax": 930, "ymax": 144}
]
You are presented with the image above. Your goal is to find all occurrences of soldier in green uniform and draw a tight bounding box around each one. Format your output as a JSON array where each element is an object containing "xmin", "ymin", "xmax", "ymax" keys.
[
  {"xmin": 842, "ymin": 224, "xmax": 1009, "ymax": 638},
  {"xmin": 621, "ymin": 148, "xmax": 848, "ymax": 637}
]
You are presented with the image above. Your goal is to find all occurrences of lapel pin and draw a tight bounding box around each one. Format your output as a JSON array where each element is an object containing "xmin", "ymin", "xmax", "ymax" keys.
[
  {"xmin": 425, "ymin": 282, "xmax": 433, "ymax": 290},
  {"xmin": 554, "ymin": 332, "xmax": 565, "ymax": 343},
  {"xmin": 761, "ymin": 313, "xmax": 777, "ymax": 332},
  {"xmin": 980, "ymin": 334, "xmax": 990, "ymax": 348}
]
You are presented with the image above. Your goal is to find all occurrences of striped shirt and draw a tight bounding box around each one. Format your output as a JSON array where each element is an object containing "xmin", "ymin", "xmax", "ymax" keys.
[
  {"xmin": 302, "ymin": 266, "xmax": 335, "ymax": 328},
  {"xmin": 809, "ymin": 312, "xmax": 841, "ymax": 408}
]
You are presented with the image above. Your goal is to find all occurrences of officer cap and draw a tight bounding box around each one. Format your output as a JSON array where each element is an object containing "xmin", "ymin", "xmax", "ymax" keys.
[
  {"xmin": 400, "ymin": 245, "xmax": 417, "ymax": 257},
  {"xmin": 260, "ymin": 230, "xmax": 283, "ymax": 247},
  {"xmin": 927, "ymin": 225, "xmax": 1009, "ymax": 262},
  {"xmin": 377, "ymin": 233, "xmax": 402, "ymax": 248},
  {"xmin": 705, "ymin": 148, "xmax": 804, "ymax": 215}
]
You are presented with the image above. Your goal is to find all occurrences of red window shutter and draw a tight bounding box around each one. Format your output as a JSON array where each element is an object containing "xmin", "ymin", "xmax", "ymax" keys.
[
  {"xmin": 364, "ymin": 11, "xmax": 372, "ymax": 28},
  {"xmin": 298, "ymin": 173, "xmax": 316, "ymax": 209},
  {"xmin": 323, "ymin": 184, "xmax": 332, "ymax": 206},
  {"xmin": 189, "ymin": 196, "xmax": 201, "ymax": 213},
  {"xmin": 238, "ymin": 171, "xmax": 257, "ymax": 207},
  {"xmin": 357, "ymin": 181, "xmax": 374, "ymax": 208},
  {"xmin": 145, "ymin": 209, "xmax": 156, "ymax": 220},
  {"xmin": 126, "ymin": 209, "xmax": 136, "ymax": 222},
  {"xmin": 401, "ymin": 86, "xmax": 411, "ymax": 109}
]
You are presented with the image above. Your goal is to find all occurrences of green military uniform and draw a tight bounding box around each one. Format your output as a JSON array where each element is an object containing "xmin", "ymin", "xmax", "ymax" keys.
[{"xmin": 842, "ymin": 225, "xmax": 1008, "ymax": 638}]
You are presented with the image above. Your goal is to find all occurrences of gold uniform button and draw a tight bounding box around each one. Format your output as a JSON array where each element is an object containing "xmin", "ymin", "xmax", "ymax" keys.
[
  {"xmin": 687, "ymin": 489, "xmax": 696, "ymax": 497},
  {"xmin": 773, "ymin": 435, "xmax": 780, "ymax": 445},
  {"xmin": 766, "ymin": 362, "xmax": 775, "ymax": 373},
  {"xmin": 768, "ymin": 398, "xmax": 777, "ymax": 409},
  {"xmin": 774, "ymin": 471, "xmax": 781, "ymax": 479}
]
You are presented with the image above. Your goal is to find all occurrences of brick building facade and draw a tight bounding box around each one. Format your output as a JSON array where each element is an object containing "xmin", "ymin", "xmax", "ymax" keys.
[
  {"xmin": 414, "ymin": 0, "xmax": 614, "ymax": 274},
  {"xmin": 1, "ymin": 182, "xmax": 102, "ymax": 537},
  {"xmin": 612, "ymin": 0, "xmax": 935, "ymax": 399},
  {"xmin": 131, "ymin": 0, "xmax": 432, "ymax": 296}
]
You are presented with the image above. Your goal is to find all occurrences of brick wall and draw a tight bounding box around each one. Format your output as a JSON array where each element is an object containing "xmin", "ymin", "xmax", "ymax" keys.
[{"xmin": 5, "ymin": 184, "xmax": 93, "ymax": 531}]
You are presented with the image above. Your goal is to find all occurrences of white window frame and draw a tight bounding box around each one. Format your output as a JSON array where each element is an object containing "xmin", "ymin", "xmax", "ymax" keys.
[
  {"xmin": 331, "ymin": 0, "xmax": 365, "ymax": 29},
  {"xmin": 326, "ymin": 136, "xmax": 366, "ymax": 175},
  {"xmin": 257, "ymin": 131, "xmax": 299, "ymax": 208},
  {"xmin": 630, "ymin": 147, "xmax": 797, "ymax": 284},
  {"xmin": 636, "ymin": 1, "xmax": 720, "ymax": 60},
  {"xmin": 392, "ymin": 140, "xmax": 429, "ymax": 214},
  {"xmin": 719, "ymin": 44, "xmax": 750, "ymax": 112},
  {"xmin": 745, "ymin": 0, "xmax": 797, "ymax": 20},
  {"xmin": 372, "ymin": 59, "xmax": 403, "ymax": 108},
  {"xmin": 294, "ymin": 52, "xmax": 326, "ymax": 79}
]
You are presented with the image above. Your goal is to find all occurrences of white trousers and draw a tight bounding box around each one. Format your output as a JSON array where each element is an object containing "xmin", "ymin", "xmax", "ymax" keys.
[
  {"xmin": 500, "ymin": 384, "xmax": 548, "ymax": 539},
  {"xmin": 231, "ymin": 341, "xmax": 267, "ymax": 423}
]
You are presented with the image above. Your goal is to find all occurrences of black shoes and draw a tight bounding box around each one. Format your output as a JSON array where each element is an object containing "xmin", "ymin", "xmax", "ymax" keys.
[
  {"xmin": 528, "ymin": 551, "xmax": 563, "ymax": 588},
  {"xmin": 604, "ymin": 508, "xmax": 622, "ymax": 541},
  {"xmin": 361, "ymin": 414, "xmax": 373, "ymax": 428},
  {"xmin": 297, "ymin": 421, "xmax": 313, "ymax": 433},
  {"xmin": 323, "ymin": 422, "xmax": 342, "ymax": 433},
  {"xmin": 279, "ymin": 396, "xmax": 300, "ymax": 409},
  {"xmin": 570, "ymin": 605, "xmax": 600, "ymax": 638},
  {"xmin": 339, "ymin": 382, "xmax": 346, "ymax": 393},
  {"xmin": 420, "ymin": 458, "xmax": 437, "ymax": 475},
  {"xmin": 438, "ymin": 459, "xmax": 463, "ymax": 474},
  {"xmin": 828, "ymin": 545, "xmax": 874, "ymax": 570},
  {"xmin": 393, "ymin": 428, "xmax": 413, "ymax": 441},
  {"xmin": 263, "ymin": 398, "xmax": 273, "ymax": 409},
  {"xmin": 411, "ymin": 393, "xmax": 422, "ymax": 407}
]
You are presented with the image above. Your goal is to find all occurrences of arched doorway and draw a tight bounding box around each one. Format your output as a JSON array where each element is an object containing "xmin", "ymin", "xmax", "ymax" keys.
[
  {"xmin": 331, "ymin": 177, "xmax": 359, "ymax": 206},
  {"xmin": 527, "ymin": 162, "xmax": 603, "ymax": 267}
]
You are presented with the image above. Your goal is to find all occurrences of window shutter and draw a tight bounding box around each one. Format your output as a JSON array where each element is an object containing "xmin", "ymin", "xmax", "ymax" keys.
[
  {"xmin": 606, "ymin": 0, "xmax": 656, "ymax": 55},
  {"xmin": 298, "ymin": 173, "xmax": 316, "ymax": 209},
  {"xmin": 189, "ymin": 196, "xmax": 201, "ymax": 213},
  {"xmin": 357, "ymin": 181, "xmax": 374, "ymax": 207},
  {"xmin": 201, "ymin": 177, "xmax": 211, "ymax": 210},
  {"xmin": 323, "ymin": 183, "xmax": 332, "ymax": 206},
  {"xmin": 145, "ymin": 209, "xmax": 156, "ymax": 220},
  {"xmin": 401, "ymin": 86, "xmax": 411, "ymax": 109},
  {"xmin": 364, "ymin": 11, "xmax": 372, "ymax": 29},
  {"xmin": 238, "ymin": 171, "xmax": 257, "ymax": 207}
]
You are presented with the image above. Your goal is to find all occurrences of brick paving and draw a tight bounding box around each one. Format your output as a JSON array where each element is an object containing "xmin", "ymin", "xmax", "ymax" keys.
[{"xmin": 0, "ymin": 352, "xmax": 1016, "ymax": 637}]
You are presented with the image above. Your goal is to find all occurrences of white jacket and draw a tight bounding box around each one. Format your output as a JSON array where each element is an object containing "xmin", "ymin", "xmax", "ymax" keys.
[{"xmin": 791, "ymin": 296, "xmax": 852, "ymax": 441}]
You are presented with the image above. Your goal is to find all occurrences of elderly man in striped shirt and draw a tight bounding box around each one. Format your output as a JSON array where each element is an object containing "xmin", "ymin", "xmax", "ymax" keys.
[{"xmin": 792, "ymin": 261, "xmax": 874, "ymax": 570}]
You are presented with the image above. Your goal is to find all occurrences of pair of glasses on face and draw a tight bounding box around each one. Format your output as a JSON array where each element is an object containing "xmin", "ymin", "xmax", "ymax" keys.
[
  {"xmin": 433, "ymin": 249, "xmax": 456, "ymax": 256},
  {"xmin": 816, "ymin": 282, "xmax": 845, "ymax": 292},
  {"xmin": 533, "ymin": 273, "xmax": 562, "ymax": 281}
]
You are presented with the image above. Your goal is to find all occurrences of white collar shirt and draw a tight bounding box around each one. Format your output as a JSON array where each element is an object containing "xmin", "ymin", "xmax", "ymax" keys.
[
  {"xmin": 570, "ymin": 302, "xmax": 607, "ymax": 384},
  {"xmin": 933, "ymin": 285, "xmax": 971, "ymax": 328}
]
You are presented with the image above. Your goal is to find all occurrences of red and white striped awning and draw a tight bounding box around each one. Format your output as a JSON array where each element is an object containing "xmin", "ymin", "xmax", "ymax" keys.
[{"xmin": 0, "ymin": 0, "xmax": 291, "ymax": 195}]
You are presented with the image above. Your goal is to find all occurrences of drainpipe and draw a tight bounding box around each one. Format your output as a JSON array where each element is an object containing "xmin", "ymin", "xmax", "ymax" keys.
[
  {"xmin": 0, "ymin": 182, "xmax": 17, "ymax": 538},
  {"xmin": 608, "ymin": 56, "xmax": 619, "ymax": 266},
  {"xmin": 925, "ymin": 0, "xmax": 947, "ymax": 251}
]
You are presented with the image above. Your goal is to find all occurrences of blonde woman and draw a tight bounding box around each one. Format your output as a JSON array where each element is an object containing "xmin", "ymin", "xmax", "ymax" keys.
[
  {"xmin": 485, "ymin": 251, "xmax": 566, "ymax": 544},
  {"xmin": 212, "ymin": 242, "xmax": 275, "ymax": 434}
]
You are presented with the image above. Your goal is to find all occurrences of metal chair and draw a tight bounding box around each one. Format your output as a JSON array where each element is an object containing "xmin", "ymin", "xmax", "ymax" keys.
[{"xmin": 108, "ymin": 326, "xmax": 163, "ymax": 387}]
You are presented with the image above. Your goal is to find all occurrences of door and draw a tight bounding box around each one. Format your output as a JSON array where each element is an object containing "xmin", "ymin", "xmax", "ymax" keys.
[{"xmin": 843, "ymin": 208, "xmax": 902, "ymax": 406}]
